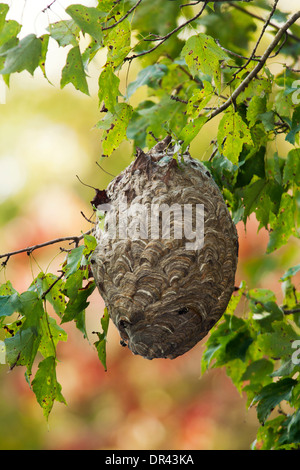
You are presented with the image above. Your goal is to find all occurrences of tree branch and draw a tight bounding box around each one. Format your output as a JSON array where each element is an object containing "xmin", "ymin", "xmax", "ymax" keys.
[
  {"xmin": 208, "ymin": 10, "xmax": 300, "ymax": 121},
  {"xmin": 124, "ymin": 1, "xmax": 208, "ymax": 62},
  {"xmin": 0, "ymin": 229, "xmax": 93, "ymax": 263},
  {"xmin": 41, "ymin": 271, "xmax": 65, "ymax": 300},
  {"xmin": 247, "ymin": 0, "xmax": 280, "ymax": 65},
  {"xmin": 282, "ymin": 307, "xmax": 300, "ymax": 315},
  {"xmin": 228, "ymin": 1, "xmax": 300, "ymax": 43}
]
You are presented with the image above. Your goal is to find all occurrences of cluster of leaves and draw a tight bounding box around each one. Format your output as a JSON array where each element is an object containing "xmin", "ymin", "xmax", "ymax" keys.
[
  {"xmin": 0, "ymin": 0, "xmax": 300, "ymax": 447},
  {"xmin": 202, "ymin": 272, "xmax": 300, "ymax": 449},
  {"xmin": 0, "ymin": 234, "xmax": 109, "ymax": 419}
]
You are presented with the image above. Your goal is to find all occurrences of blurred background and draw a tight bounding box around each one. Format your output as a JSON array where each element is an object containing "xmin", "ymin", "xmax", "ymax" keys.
[{"xmin": 0, "ymin": 0, "xmax": 300, "ymax": 450}]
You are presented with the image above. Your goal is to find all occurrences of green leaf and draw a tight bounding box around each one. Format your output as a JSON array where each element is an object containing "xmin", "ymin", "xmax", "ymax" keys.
[
  {"xmin": 218, "ymin": 110, "xmax": 253, "ymax": 164},
  {"xmin": 0, "ymin": 34, "xmax": 42, "ymax": 75},
  {"xmin": 280, "ymin": 410, "xmax": 300, "ymax": 445},
  {"xmin": 271, "ymin": 358, "xmax": 300, "ymax": 378},
  {"xmin": 236, "ymin": 145, "xmax": 266, "ymax": 188},
  {"xmin": 267, "ymin": 193, "xmax": 298, "ymax": 253},
  {"xmin": 0, "ymin": 291, "xmax": 20, "ymax": 318},
  {"xmin": 38, "ymin": 34, "xmax": 49, "ymax": 80},
  {"xmin": 18, "ymin": 290, "xmax": 44, "ymax": 321},
  {"xmin": 201, "ymin": 314, "xmax": 247, "ymax": 372},
  {"xmin": 83, "ymin": 234, "xmax": 97, "ymax": 253},
  {"xmin": 126, "ymin": 64, "xmax": 168, "ymax": 98},
  {"xmin": 242, "ymin": 177, "xmax": 282, "ymax": 229},
  {"xmin": 2, "ymin": 291, "xmax": 45, "ymax": 375},
  {"xmin": 47, "ymin": 20, "xmax": 79, "ymax": 47},
  {"xmin": 258, "ymin": 111, "xmax": 275, "ymax": 132},
  {"xmin": 38, "ymin": 316, "xmax": 67, "ymax": 359},
  {"xmin": 181, "ymin": 34, "xmax": 229, "ymax": 92},
  {"xmin": 96, "ymin": 102, "xmax": 133, "ymax": 156},
  {"xmin": 246, "ymin": 95, "xmax": 267, "ymax": 128},
  {"xmin": 40, "ymin": 273, "xmax": 66, "ymax": 318},
  {"xmin": 82, "ymin": 38, "xmax": 102, "ymax": 68},
  {"xmin": 126, "ymin": 100, "xmax": 156, "ymax": 148},
  {"xmin": 241, "ymin": 358, "xmax": 274, "ymax": 384},
  {"xmin": 224, "ymin": 329, "xmax": 253, "ymax": 363},
  {"xmin": 94, "ymin": 307, "xmax": 109, "ymax": 370},
  {"xmin": 66, "ymin": 4, "xmax": 105, "ymax": 43},
  {"xmin": 280, "ymin": 264, "xmax": 300, "ymax": 281},
  {"xmin": 60, "ymin": 46, "xmax": 89, "ymax": 95},
  {"xmin": 256, "ymin": 321, "xmax": 299, "ymax": 359},
  {"xmin": 254, "ymin": 378, "xmax": 297, "ymax": 424},
  {"xmin": 286, "ymin": 107, "xmax": 300, "ymax": 145},
  {"xmin": 254, "ymin": 415, "xmax": 287, "ymax": 450},
  {"xmin": 4, "ymin": 327, "xmax": 41, "ymax": 375},
  {"xmin": 0, "ymin": 19, "xmax": 21, "ymax": 49},
  {"xmin": 265, "ymin": 152, "xmax": 285, "ymax": 186},
  {"xmin": 136, "ymin": 95, "xmax": 186, "ymax": 146},
  {"xmin": 63, "ymin": 245, "xmax": 85, "ymax": 277},
  {"xmin": 64, "ymin": 270, "xmax": 84, "ymax": 300},
  {"xmin": 179, "ymin": 116, "xmax": 207, "ymax": 150},
  {"xmin": 283, "ymin": 148, "xmax": 300, "ymax": 188},
  {"xmin": 62, "ymin": 280, "xmax": 95, "ymax": 324},
  {"xmin": 31, "ymin": 356, "xmax": 66, "ymax": 420},
  {"xmin": 0, "ymin": 3, "xmax": 9, "ymax": 28},
  {"xmin": 98, "ymin": 66, "xmax": 120, "ymax": 111}
]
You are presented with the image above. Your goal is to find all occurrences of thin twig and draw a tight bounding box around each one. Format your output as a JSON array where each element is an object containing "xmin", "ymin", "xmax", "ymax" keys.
[
  {"xmin": 76, "ymin": 175, "xmax": 98, "ymax": 191},
  {"xmin": 180, "ymin": 1, "xmax": 202, "ymax": 8},
  {"xmin": 95, "ymin": 161, "xmax": 116, "ymax": 178},
  {"xmin": 216, "ymin": 40, "xmax": 260, "ymax": 62},
  {"xmin": 80, "ymin": 211, "xmax": 96, "ymax": 225},
  {"xmin": 102, "ymin": 0, "xmax": 143, "ymax": 31},
  {"xmin": 124, "ymin": 1, "xmax": 208, "ymax": 62},
  {"xmin": 282, "ymin": 308, "xmax": 300, "ymax": 315},
  {"xmin": 42, "ymin": 0, "xmax": 56, "ymax": 13},
  {"xmin": 208, "ymin": 10, "xmax": 300, "ymax": 122},
  {"xmin": 246, "ymin": 0, "xmax": 280, "ymax": 67},
  {"xmin": 230, "ymin": 0, "xmax": 280, "ymax": 82},
  {"xmin": 0, "ymin": 230, "xmax": 93, "ymax": 261},
  {"xmin": 41, "ymin": 271, "xmax": 65, "ymax": 300},
  {"xmin": 228, "ymin": 2, "xmax": 300, "ymax": 43}
]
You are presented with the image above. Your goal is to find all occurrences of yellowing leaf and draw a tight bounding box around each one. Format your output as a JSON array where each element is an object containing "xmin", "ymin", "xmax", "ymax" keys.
[
  {"xmin": 96, "ymin": 103, "xmax": 133, "ymax": 156},
  {"xmin": 218, "ymin": 110, "xmax": 253, "ymax": 164},
  {"xmin": 98, "ymin": 66, "xmax": 120, "ymax": 111},
  {"xmin": 187, "ymin": 81, "xmax": 214, "ymax": 118},
  {"xmin": 105, "ymin": 19, "xmax": 131, "ymax": 68},
  {"xmin": 66, "ymin": 4, "xmax": 105, "ymax": 43},
  {"xmin": 181, "ymin": 34, "xmax": 229, "ymax": 92}
]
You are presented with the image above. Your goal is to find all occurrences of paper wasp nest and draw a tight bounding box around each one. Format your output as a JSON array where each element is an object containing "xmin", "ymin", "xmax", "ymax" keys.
[{"xmin": 91, "ymin": 136, "xmax": 238, "ymax": 360}]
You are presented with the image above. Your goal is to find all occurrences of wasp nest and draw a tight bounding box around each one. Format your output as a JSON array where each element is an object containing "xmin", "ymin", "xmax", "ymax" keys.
[{"xmin": 91, "ymin": 136, "xmax": 238, "ymax": 360}]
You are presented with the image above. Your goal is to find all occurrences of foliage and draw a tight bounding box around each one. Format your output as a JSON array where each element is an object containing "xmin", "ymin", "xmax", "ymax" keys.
[{"xmin": 0, "ymin": 0, "xmax": 299, "ymax": 449}]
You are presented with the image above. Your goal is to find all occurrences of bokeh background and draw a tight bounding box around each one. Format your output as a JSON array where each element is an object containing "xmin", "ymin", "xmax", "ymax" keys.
[{"xmin": 0, "ymin": 0, "xmax": 300, "ymax": 450}]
